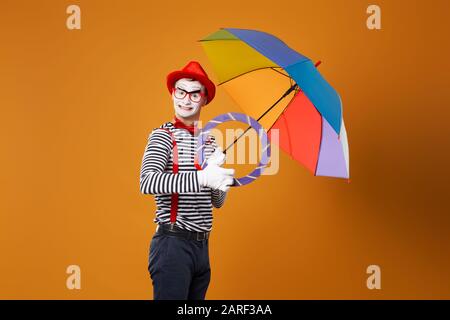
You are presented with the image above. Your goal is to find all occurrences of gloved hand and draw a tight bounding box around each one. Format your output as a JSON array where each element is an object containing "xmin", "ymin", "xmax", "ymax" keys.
[
  {"xmin": 197, "ymin": 147, "xmax": 234, "ymax": 192},
  {"xmin": 208, "ymin": 146, "xmax": 226, "ymax": 166}
]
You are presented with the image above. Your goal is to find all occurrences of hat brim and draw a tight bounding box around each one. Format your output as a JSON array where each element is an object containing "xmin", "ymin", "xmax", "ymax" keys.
[{"xmin": 167, "ymin": 71, "xmax": 216, "ymax": 105}]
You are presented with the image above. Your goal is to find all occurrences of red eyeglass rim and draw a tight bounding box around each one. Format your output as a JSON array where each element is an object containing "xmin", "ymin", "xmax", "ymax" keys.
[{"xmin": 171, "ymin": 87, "xmax": 206, "ymax": 101}]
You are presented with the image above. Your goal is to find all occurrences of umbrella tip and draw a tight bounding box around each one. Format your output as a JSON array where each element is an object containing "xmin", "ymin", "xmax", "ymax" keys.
[{"xmin": 315, "ymin": 60, "xmax": 322, "ymax": 67}]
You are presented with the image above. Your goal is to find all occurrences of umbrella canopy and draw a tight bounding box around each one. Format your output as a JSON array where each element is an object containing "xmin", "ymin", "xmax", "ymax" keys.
[{"xmin": 199, "ymin": 28, "xmax": 349, "ymax": 179}]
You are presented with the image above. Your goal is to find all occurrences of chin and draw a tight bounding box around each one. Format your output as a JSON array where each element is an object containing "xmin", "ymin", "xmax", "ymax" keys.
[
  {"xmin": 176, "ymin": 112, "xmax": 195, "ymax": 119},
  {"xmin": 176, "ymin": 107, "xmax": 200, "ymax": 119}
]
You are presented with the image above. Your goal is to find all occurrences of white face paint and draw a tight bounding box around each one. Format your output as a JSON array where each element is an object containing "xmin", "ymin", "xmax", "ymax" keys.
[{"xmin": 172, "ymin": 78, "xmax": 207, "ymax": 119}]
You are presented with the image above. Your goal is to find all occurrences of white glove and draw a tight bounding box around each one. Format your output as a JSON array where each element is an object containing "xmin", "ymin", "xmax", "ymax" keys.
[
  {"xmin": 208, "ymin": 146, "xmax": 226, "ymax": 166},
  {"xmin": 197, "ymin": 147, "xmax": 234, "ymax": 192}
]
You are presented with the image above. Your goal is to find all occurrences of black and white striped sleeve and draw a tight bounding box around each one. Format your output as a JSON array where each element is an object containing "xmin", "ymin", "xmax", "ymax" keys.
[
  {"xmin": 139, "ymin": 129, "xmax": 201, "ymax": 194},
  {"xmin": 209, "ymin": 135, "xmax": 228, "ymax": 208},
  {"xmin": 211, "ymin": 189, "xmax": 227, "ymax": 208}
]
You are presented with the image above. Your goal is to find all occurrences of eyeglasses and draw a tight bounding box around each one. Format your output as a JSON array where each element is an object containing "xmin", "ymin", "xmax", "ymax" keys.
[{"xmin": 172, "ymin": 87, "xmax": 206, "ymax": 103}]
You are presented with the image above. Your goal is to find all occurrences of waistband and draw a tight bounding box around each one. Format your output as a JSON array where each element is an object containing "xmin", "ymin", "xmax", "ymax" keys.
[{"xmin": 157, "ymin": 223, "xmax": 210, "ymax": 241}]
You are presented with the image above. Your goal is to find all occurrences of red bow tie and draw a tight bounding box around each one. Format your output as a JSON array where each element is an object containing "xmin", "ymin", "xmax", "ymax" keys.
[{"xmin": 173, "ymin": 116, "xmax": 198, "ymax": 135}]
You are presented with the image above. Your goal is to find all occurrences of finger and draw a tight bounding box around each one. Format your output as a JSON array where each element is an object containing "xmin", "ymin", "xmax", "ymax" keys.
[
  {"xmin": 209, "ymin": 159, "xmax": 224, "ymax": 167},
  {"xmin": 218, "ymin": 176, "xmax": 234, "ymax": 191},
  {"xmin": 208, "ymin": 150, "xmax": 225, "ymax": 165},
  {"xmin": 224, "ymin": 178, "xmax": 233, "ymax": 187},
  {"xmin": 218, "ymin": 184, "xmax": 230, "ymax": 192},
  {"xmin": 213, "ymin": 154, "xmax": 225, "ymax": 165},
  {"xmin": 217, "ymin": 158, "xmax": 226, "ymax": 166},
  {"xmin": 216, "ymin": 178, "xmax": 233, "ymax": 192},
  {"xmin": 220, "ymin": 168, "xmax": 235, "ymax": 176}
]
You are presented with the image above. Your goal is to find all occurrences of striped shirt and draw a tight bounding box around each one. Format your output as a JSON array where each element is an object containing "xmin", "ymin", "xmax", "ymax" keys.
[{"xmin": 139, "ymin": 121, "xmax": 227, "ymax": 232}]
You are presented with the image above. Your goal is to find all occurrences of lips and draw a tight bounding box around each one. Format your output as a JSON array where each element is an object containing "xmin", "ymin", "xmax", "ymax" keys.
[{"xmin": 178, "ymin": 104, "xmax": 193, "ymax": 111}]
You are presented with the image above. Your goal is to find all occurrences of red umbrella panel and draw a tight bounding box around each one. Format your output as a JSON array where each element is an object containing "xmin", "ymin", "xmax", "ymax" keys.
[{"xmin": 268, "ymin": 90, "xmax": 349, "ymax": 179}]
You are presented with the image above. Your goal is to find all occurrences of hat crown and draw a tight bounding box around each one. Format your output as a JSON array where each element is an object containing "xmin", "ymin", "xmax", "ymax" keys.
[{"xmin": 181, "ymin": 61, "xmax": 209, "ymax": 79}]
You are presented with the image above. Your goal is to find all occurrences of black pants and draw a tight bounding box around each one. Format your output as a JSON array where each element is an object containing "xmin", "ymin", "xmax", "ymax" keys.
[{"xmin": 148, "ymin": 230, "xmax": 211, "ymax": 300}]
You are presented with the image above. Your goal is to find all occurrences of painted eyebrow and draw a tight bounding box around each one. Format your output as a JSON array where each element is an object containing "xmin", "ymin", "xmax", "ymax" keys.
[{"xmin": 175, "ymin": 86, "xmax": 201, "ymax": 93}]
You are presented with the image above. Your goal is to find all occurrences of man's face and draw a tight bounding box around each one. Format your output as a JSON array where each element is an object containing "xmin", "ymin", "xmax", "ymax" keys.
[{"xmin": 172, "ymin": 78, "xmax": 207, "ymax": 119}]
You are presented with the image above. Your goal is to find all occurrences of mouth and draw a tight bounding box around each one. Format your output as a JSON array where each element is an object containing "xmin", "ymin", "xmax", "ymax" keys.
[{"xmin": 178, "ymin": 104, "xmax": 193, "ymax": 111}]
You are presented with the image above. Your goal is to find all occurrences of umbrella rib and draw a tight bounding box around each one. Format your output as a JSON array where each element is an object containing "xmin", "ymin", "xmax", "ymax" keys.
[
  {"xmin": 280, "ymin": 113, "xmax": 293, "ymax": 156},
  {"xmin": 267, "ymin": 92, "xmax": 298, "ymax": 132},
  {"xmin": 223, "ymin": 83, "xmax": 298, "ymax": 153},
  {"xmin": 270, "ymin": 68, "xmax": 290, "ymax": 78},
  {"xmin": 266, "ymin": 60, "xmax": 322, "ymax": 132},
  {"xmin": 198, "ymin": 39, "xmax": 239, "ymax": 42},
  {"xmin": 256, "ymin": 83, "xmax": 297, "ymax": 122},
  {"xmin": 314, "ymin": 116, "xmax": 324, "ymax": 176},
  {"xmin": 218, "ymin": 66, "xmax": 286, "ymax": 86}
]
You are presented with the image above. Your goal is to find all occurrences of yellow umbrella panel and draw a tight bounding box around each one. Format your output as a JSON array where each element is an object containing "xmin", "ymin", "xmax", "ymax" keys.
[{"xmin": 200, "ymin": 31, "xmax": 297, "ymax": 130}]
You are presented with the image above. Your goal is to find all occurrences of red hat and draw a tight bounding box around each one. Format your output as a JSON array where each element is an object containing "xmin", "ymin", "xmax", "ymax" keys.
[{"xmin": 166, "ymin": 61, "xmax": 216, "ymax": 105}]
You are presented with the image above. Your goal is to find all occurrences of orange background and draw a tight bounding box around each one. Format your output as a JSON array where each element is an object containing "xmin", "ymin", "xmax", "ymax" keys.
[{"xmin": 1, "ymin": 0, "xmax": 449, "ymax": 299}]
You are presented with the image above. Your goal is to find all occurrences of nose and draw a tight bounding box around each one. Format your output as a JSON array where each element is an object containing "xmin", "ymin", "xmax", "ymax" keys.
[{"xmin": 183, "ymin": 95, "xmax": 191, "ymax": 105}]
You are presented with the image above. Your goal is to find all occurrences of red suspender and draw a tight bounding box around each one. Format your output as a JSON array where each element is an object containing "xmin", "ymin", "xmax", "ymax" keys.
[
  {"xmin": 158, "ymin": 126, "xmax": 203, "ymax": 226},
  {"xmin": 194, "ymin": 156, "xmax": 202, "ymax": 171}
]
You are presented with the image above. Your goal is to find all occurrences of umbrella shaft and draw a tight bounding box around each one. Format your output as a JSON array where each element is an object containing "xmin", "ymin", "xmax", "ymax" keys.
[{"xmin": 223, "ymin": 83, "xmax": 297, "ymax": 154}]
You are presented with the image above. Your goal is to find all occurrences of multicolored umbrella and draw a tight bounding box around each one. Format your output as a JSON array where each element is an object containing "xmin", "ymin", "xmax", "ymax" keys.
[{"xmin": 199, "ymin": 28, "xmax": 350, "ymax": 180}]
